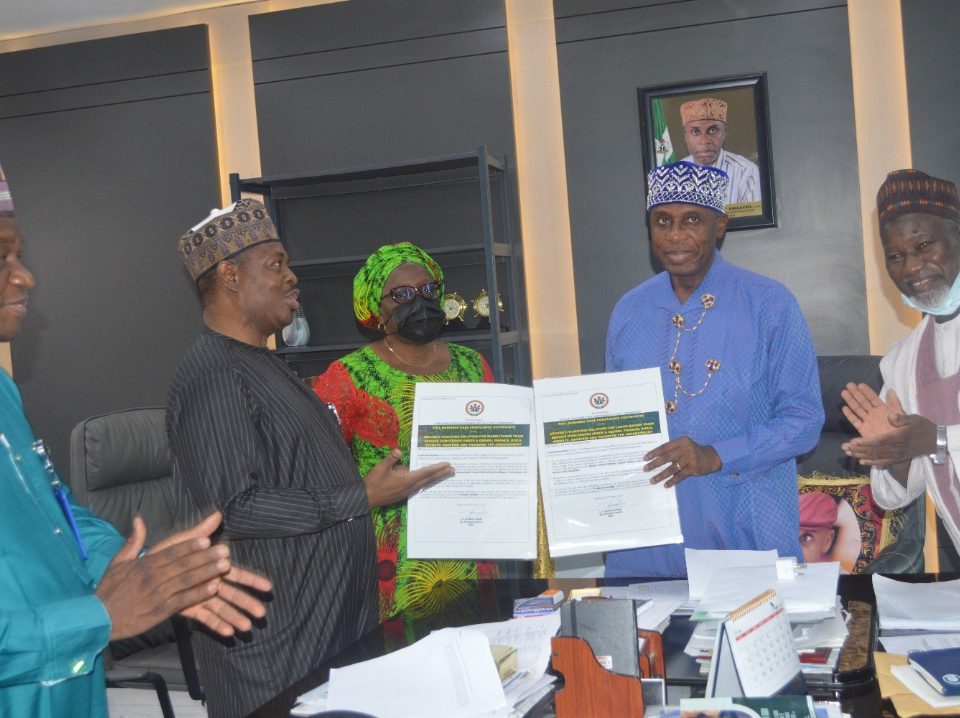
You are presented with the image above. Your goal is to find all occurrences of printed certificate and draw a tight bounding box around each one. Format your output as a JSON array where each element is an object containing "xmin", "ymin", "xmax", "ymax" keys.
[
  {"xmin": 535, "ymin": 369, "xmax": 683, "ymax": 557},
  {"xmin": 408, "ymin": 382, "xmax": 538, "ymax": 559}
]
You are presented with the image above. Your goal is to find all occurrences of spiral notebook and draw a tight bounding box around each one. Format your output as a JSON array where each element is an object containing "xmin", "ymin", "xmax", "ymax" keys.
[{"xmin": 707, "ymin": 589, "xmax": 806, "ymax": 697}]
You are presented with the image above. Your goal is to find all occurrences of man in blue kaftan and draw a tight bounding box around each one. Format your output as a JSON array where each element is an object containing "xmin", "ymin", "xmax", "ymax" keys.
[
  {"xmin": 605, "ymin": 161, "xmax": 823, "ymax": 578},
  {"xmin": 0, "ymin": 162, "xmax": 270, "ymax": 717}
]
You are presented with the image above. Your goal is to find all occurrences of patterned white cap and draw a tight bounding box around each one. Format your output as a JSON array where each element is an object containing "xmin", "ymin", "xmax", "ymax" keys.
[{"xmin": 646, "ymin": 160, "xmax": 729, "ymax": 214}]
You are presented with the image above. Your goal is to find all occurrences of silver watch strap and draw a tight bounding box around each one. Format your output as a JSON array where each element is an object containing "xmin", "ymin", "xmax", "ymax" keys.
[{"xmin": 930, "ymin": 424, "xmax": 948, "ymax": 465}]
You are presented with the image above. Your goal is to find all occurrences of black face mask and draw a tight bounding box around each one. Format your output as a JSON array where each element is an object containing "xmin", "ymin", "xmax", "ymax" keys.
[{"xmin": 392, "ymin": 296, "xmax": 445, "ymax": 344}]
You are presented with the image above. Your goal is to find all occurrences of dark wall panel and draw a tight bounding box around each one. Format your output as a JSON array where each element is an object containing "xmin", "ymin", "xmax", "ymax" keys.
[
  {"xmin": 902, "ymin": 0, "xmax": 960, "ymax": 185},
  {"xmin": 250, "ymin": 0, "xmax": 515, "ymax": 174},
  {"xmin": 555, "ymin": 0, "xmax": 867, "ymax": 373},
  {"xmin": 0, "ymin": 26, "xmax": 219, "ymax": 474}
]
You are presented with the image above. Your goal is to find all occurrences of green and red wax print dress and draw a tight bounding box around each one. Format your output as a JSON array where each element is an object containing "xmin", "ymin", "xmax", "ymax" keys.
[{"xmin": 312, "ymin": 343, "xmax": 498, "ymax": 624}]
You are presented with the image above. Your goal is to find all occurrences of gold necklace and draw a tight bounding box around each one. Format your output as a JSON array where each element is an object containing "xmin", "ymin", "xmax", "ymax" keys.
[
  {"xmin": 383, "ymin": 336, "xmax": 439, "ymax": 370},
  {"xmin": 665, "ymin": 293, "xmax": 720, "ymax": 415}
]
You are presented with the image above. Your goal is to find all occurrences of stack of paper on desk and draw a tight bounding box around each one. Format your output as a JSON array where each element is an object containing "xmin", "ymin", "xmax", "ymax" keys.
[
  {"xmin": 326, "ymin": 628, "xmax": 506, "ymax": 717},
  {"xmin": 685, "ymin": 549, "xmax": 779, "ymax": 602},
  {"xmin": 293, "ymin": 613, "xmax": 560, "ymax": 718},
  {"xmin": 792, "ymin": 602, "xmax": 849, "ymax": 651},
  {"xmin": 684, "ymin": 601, "xmax": 847, "ymax": 656},
  {"xmin": 603, "ymin": 579, "xmax": 694, "ymax": 615},
  {"xmin": 881, "ymin": 633, "xmax": 960, "ymax": 654},
  {"xmin": 873, "ymin": 575, "xmax": 960, "ymax": 632},
  {"xmin": 460, "ymin": 613, "xmax": 560, "ymax": 710},
  {"xmin": 684, "ymin": 599, "xmax": 847, "ymax": 684},
  {"xmin": 601, "ymin": 584, "xmax": 684, "ymax": 632},
  {"xmin": 687, "ymin": 549, "xmax": 839, "ymax": 618}
]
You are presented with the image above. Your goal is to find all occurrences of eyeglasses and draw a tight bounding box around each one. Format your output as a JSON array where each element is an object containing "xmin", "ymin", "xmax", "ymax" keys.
[{"xmin": 382, "ymin": 281, "xmax": 442, "ymax": 305}]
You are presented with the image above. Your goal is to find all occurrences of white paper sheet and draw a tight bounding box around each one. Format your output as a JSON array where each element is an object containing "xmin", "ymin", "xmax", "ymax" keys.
[
  {"xmin": 693, "ymin": 559, "xmax": 839, "ymax": 617},
  {"xmin": 408, "ymin": 383, "xmax": 538, "ymax": 559},
  {"xmin": 294, "ymin": 615, "xmax": 560, "ymax": 718},
  {"xmin": 880, "ymin": 632, "xmax": 960, "ymax": 654},
  {"xmin": 436, "ymin": 614, "xmax": 560, "ymax": 711},
  {"xmin": 793, "ymin": 602, "xmax": 848, "ymax": 650},
  {"xmin": 873, "ymin": 575, "xmax": 960, "ymax": 631},
  {"xmin": 890, "ymin": 664, "xmax": 960, "ymax": 708},
  {"xmin": 456, "ymin": 613, "xmax": 561, "ymax": 678},
  {"xmin": 600, "ymin": 586, "xmax": 683, "ymax": 631},
  {"xmin": 621, "ymin": 579, "xmax": 695, "ymax": 613},
  {"xmin": 292, "ymin": 682, "xmax": 328, "ymax": 716},
  {"xmin": 813, "ymin": 702, "xmax": 845, "ymax": 718},
  {"xmin": 685, "ymin": 549, "xmax": 778, "ymax": 600},
  {"xmin": 686, "ymin": 601, "xmax": 848, "ymax": 657},
  {"xmin": 535, "ymin": 369, "xmax": 683, "ymax": 556},
  {"xmin": 326, "ymin": 628, "xmax": 506, "ymax": 718}
]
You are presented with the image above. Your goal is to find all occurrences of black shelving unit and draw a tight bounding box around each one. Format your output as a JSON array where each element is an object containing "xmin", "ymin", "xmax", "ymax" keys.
[{"xmin": 229, "ymin": 146, "xmax": 529, "ymax": 385}]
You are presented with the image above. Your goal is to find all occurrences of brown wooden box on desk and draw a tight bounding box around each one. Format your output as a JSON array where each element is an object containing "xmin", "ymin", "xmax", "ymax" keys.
[{"xmin": 551, "ymin": 629, "xmax": 665, "ymax": 718}]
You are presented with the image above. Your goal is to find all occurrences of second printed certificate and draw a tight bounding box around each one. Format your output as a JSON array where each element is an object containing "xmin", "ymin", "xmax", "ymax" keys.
[{"xmin": 535, "ymin": 369, "xmax": 683, "ymax": 557}]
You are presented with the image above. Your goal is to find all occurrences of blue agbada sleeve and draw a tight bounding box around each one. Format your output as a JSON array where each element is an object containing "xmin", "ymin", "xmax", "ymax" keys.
[{"xmin": 709, "ymin": 291, "xmax": 823, "ymax": 475}]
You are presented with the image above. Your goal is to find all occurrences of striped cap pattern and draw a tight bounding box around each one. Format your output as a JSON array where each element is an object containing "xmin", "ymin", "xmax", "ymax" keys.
[{"xmin": 877, "ymin": 169, "xmax": 960, "ymax": 226}]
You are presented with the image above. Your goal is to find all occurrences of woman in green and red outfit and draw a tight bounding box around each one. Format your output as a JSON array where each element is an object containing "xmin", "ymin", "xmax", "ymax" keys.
[{"xmin": 313, "ymin": 243, "xmax": 497, "ymax": 632}]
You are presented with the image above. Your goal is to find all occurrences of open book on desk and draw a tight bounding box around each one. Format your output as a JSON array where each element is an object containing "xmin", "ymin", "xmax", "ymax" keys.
[{"xmin": 407, "ymin": 369, "xmax": 683, "ymax": 560}]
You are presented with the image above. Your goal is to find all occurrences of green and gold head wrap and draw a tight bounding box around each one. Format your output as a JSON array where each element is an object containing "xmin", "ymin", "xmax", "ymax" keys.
[{"xmin": 353, "ymin": 242, "xmax": 444, "ymax": 329}]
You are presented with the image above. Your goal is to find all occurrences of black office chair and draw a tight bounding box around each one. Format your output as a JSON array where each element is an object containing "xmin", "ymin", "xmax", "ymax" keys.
[{"xmin": 69, "ymin": 407, "xmax": 205, "ymax": 716}]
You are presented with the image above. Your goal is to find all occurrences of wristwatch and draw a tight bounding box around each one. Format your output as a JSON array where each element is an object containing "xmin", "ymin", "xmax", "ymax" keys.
[{"xmin": 930, "ymin": 424, "xmax": 948, "ymax": 465}]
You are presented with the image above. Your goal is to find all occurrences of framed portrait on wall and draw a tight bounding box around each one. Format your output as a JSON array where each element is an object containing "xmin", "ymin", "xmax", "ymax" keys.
[{"xmin": 638, "ymin": 73, "xmax": 776, "ymax": 231}]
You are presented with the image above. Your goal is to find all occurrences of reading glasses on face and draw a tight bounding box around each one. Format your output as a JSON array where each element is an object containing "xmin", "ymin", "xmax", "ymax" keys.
[{"xmin": 382, "ymin": 281, "xmax": 442, "ymax": 305}]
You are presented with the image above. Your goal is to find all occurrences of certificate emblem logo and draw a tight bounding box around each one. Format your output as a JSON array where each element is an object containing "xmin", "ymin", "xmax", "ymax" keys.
[
  {"xmin": 465, "ymin": 400, "xmax": 485, "ymax": 416},
  {"xmin": 589, "ymin": 392, "xmax": 609, "ymax": 410}
]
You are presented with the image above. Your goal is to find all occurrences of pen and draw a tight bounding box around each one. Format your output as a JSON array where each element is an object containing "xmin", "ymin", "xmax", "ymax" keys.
[
  {"xmin": 53, "ymin": 486, "xmax": 89, "ymax": 560},
  {"xmin": 33, "ymin": 439, "xmax": 89, "ymax": 561}
]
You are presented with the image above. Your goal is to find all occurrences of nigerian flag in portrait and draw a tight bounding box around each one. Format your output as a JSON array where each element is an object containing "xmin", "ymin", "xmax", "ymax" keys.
[{"xmin": 652, "ymin": 98, "xmax": 675, "ymax": 166}]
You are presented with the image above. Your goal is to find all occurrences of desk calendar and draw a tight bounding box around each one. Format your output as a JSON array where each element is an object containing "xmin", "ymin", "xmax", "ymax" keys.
[{"xmin": 707, "ymin": 589, "xmax": 805, "ymax": 697}]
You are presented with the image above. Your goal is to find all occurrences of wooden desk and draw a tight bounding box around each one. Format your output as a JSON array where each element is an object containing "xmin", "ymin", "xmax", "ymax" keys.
[{"xmin": 248, "ymin": 574, "xmax": 920, "ymax": 717}]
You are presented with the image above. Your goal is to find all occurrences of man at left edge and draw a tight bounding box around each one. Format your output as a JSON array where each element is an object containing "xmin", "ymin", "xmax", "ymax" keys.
[{"xmin": 0, "ymin": 162, "xmax": 271, "ymax": 717}]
